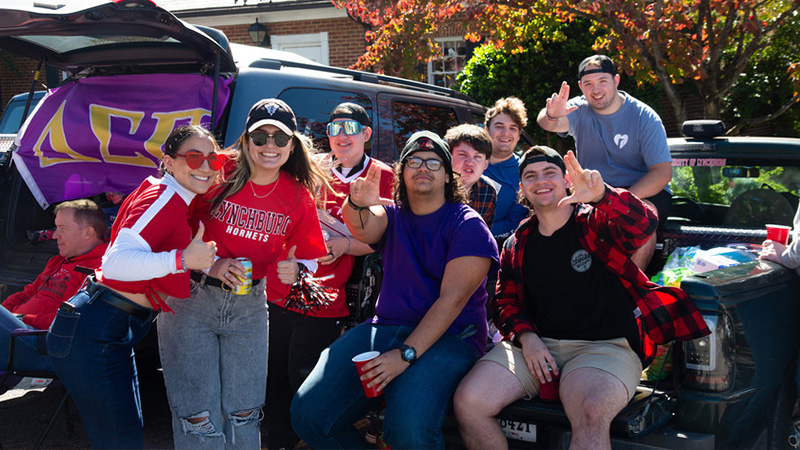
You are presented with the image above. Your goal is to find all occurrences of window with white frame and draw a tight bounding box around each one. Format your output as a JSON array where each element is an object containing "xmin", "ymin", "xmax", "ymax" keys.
[
  {"xmin": 271, "ymin": 32, "xmax": 329, "ymax": 65},
  {"xmin": 427, "ymin": 38, "xmax": 467, "ymax": 88}
]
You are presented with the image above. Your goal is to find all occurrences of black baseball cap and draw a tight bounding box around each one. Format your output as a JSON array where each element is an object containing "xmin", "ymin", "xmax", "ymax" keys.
[
  {"xmin": 329, "ymin": 102, "xmax": 371, "ymax": 127},
  {"xmin": 399, "ymin": 131, "xmax": 452, "ymax": 171},
  {"xmin": 519, "ymin": 146, "xmax": 566, "ymax": 176},
  {"xmin": 578, "ymin": 55, "xmax": 617, "ymax": 79},
  {"xmin": 247, "ymin": 98, "xmax": 297, "ymax": 135}
]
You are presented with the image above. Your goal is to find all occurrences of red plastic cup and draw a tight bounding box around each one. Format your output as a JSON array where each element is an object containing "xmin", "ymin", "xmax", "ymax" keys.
[
  {"xmin": 538, "ymin": 370, "xmax": 561, "ymax": 402},
  {"xmin": 353, "ymin": 351, "xmax": 382, "ymax": 398},
  {"xmin": 766, "ymin": 224, "xmax": 792, "ymax": 245}
]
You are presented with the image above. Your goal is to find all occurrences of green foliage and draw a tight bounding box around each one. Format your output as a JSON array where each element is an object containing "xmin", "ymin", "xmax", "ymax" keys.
[
  {"xmin": 722, "ymin": 17, "xmax": 800, "ymax": 136},
  {"xmin": 456, "ymin": 19, "xmax": 599, "ymax": 146},
  {"xmin": 672, "ymin": 166, "xmax": 790, "ymax": 206},
  {"xmin": 456, "ymin": 19, "xmax": 664, "ymax": 146}
]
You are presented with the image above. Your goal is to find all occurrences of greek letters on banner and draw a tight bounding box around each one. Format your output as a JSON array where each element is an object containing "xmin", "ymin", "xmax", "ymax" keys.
[{"xmin": 12, "ymin": 74, "xmax": 232, "ymax": 209}]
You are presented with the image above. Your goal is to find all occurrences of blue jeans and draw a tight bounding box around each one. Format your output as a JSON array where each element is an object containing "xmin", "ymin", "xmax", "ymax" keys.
[
  {"xmin": 47, "ymin": 286, "xmax": 158, "ymax": 450},
  {"xmin": 158, "ymin": 281, "xmax": 268, "ymax": 450},
  {"xmin": 291, "ymin": 323, "xmax": 479, "ymax": 449},
  {"xmin": 1, "ymin": 305, "xmax": 51, "ymax": 374}
]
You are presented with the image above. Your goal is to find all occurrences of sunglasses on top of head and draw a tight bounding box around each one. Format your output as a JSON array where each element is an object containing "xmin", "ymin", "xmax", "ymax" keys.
[
  {"xmin": 327, "ymin": 120, "xmax": 364, "ymax": 137},
  {"xmin": 172, "ymin": 150, "xmax": 226, "ymax": 171},
  {"xmin": 250, "ymin": 131, "xmax": 292, "ymax": 148}
]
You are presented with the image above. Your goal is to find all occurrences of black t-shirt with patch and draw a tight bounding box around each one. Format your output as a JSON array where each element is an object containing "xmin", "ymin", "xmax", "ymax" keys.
[{"xmin": 522, "ymin": 212, "xmax": 641, "ymax": 353}]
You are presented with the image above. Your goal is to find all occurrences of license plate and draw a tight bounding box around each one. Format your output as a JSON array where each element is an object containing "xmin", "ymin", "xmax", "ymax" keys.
[{"xmin": 498, "ymin": 418, "xmax": 537, "ymax": 442}]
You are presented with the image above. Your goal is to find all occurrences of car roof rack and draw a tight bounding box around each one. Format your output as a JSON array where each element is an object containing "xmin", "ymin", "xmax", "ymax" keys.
[{"xmin": 248, "ymin": 58, "xmax": 476, "ymax": 102}]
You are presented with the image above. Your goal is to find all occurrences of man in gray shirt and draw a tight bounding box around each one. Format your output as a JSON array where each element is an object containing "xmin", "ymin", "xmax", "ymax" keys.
[{"xmin": 537, "ymin": 55, "xmax": 672, "ymax": 269}]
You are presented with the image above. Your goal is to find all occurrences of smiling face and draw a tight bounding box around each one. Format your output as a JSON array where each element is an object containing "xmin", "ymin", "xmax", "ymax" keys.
[
  {"xmin": 487, "ymin": 113, "xmax": 521, "ymax": 162},
  {"xmin": 451, "ymin": 142, "xmax": 488, "ymax": 189},
  {"xmin": 578, "ymin": 69, "xmax": 621, "ymax": 113},
  {"xmin": 163, "ymin": 134, "xmax": 220, "ymax": 195},
  {"xmin": 248, "ymin": 124, "xmax": 294, "ymax": 181},
  {"xmin": 520, "ymin": 160, "xmax": 569, "ymax": 209},
  {"xmin": 328, "ymin": 119, "xmax": 372, "ymax": 169}
]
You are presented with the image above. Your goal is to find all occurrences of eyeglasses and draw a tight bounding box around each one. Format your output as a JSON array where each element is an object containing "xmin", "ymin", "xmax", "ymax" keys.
[
  {"xmin": 327, "ymin": 120, "xmax": 364, "ymax": 137},
  {"xmin": 172, "ymin": 150, "xmax": 226, "ymax": 171},
  {"xmin": 406, "ymin": 157, "xmax": 443, "ymax": 171},
  {"xmin": 250, "ymin": 131, "xmax": 291, "ymax": 148}
]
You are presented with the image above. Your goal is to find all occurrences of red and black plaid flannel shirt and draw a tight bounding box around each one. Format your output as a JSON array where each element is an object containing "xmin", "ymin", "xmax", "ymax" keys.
[
  {"xmin": 469, "ymin": 176, "xmax": 497, "ymax": 229},
  {"xmin": 492, "ymin": 186, "xmax": 710, "ymax": 366}
]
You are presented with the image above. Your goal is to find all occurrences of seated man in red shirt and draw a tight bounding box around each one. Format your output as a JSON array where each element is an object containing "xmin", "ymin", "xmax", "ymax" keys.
[{"xmin": 1, "ymin": 199, "xmax": 107, "ymax": 386}]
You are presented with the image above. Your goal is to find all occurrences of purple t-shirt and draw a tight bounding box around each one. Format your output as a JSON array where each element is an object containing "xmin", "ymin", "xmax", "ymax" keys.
[{"xmin": 370, "ymin": 202, "xmax": 500, "ymax": 356}]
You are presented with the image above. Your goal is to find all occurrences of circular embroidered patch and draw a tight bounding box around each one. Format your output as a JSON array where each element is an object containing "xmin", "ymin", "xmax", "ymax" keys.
[{"xmin": 571, "ymin": 249, "xmax": 592, "ymax": 273}]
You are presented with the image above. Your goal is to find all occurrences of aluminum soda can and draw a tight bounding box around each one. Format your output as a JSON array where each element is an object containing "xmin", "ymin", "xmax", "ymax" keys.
[{"xmin": 233, "ymin": 257, "xmax": 252, "ymax": 295}]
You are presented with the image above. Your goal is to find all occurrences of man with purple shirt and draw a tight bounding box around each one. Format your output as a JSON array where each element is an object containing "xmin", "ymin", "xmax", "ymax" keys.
[{"xmin": 291, "ymin": 131, "xmax": 499, "ymax": 449}]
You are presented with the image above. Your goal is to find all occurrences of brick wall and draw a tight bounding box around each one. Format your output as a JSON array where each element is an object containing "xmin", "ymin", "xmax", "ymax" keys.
[
  {"xmin": 0, "ymin": 54, "xmax": 42, "ymax": 116},
  {"xmin": 216, "ymin": 17, "xmax": 366, "ymax": 69}
]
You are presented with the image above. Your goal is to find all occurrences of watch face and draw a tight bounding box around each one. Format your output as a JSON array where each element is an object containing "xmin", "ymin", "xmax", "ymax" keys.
[{"xmin": 402, "ymin": 346, "xmax": 416, "ymax": 362}]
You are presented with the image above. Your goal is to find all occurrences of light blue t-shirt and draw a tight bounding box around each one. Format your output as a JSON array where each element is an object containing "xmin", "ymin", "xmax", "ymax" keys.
[
  {"xmin": 566, "ymin": 91, "xmax": 671, "ymax": 189},
  {"xmin": 370, "ymin": 202, "xmax": 499, "ymax": 356}
]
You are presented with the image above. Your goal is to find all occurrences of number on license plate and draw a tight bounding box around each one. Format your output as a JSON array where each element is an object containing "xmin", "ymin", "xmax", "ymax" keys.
[{"xmin": 498, "ymin": 418, "xmax": 537, "ymax": 442}]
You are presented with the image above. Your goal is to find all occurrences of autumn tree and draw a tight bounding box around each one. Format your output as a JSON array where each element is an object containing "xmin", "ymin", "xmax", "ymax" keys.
[{"xmin": 335, "ymin": 0, "xmax": 800, "ymax": 134}]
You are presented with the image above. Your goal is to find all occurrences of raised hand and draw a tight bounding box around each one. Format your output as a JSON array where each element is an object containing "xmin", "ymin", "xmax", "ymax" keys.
[
  {"xmin": 558, "ymin": 151, "xmax": 605, "ymax": 207},
  {"xmin": 545, "ymin": 81, "xmax": 578, "ymax": 119},
  {"xmin": 277, "ymin": 245, "xmax": 300, "ymax": 285},
  {"xmin": 183, "ymin": 222, "xmax": 217, "ymax": 270},
  {"xmin": 349, "ymin": 164, "xmax": 393, "ymax": 208}
]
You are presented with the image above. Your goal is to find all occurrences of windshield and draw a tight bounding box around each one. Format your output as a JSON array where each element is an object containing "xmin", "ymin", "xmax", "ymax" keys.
[{"xmin": 670, "ymin": 161, "xmax": 800, "ymax": 228}]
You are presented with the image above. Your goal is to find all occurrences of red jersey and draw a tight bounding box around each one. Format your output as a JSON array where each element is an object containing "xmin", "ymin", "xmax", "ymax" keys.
[
  {"xmin": 195, "ymin": 170, "xmax": 328, "ymax": 281},
  {"xmin": 96, "ymin": 176, "xmax": 195, "ymax": 311},
  {"xmin": 268, "ymin": 156, "xmax": 394, "ymax": 318}
]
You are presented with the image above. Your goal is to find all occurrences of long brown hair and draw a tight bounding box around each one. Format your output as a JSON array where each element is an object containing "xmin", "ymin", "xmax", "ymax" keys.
[{"xmin": 208, "ymin": 130, "xmax": 333, "ymax": 215}]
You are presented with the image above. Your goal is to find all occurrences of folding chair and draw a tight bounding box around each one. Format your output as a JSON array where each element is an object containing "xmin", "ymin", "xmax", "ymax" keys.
[{"xmin": 0, "ymin": 328, "xmax": 76, "ymax": 449}]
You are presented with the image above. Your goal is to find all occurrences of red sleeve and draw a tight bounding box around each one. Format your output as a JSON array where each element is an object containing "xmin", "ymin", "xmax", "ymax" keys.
[
  {"xmin": 1, "ymin": 257, "xmax": 57, "ymax": 313},
  {"xmin": 492, "ymin": 235, "xmax": 537, "ymax": 343},
  {"xmin": 287, "ymin": 187, "xmax": 329, "ymax": 260},
  {"xmin": 589, "ymin": 186, "xmax": 658, "ymax": 254},
  {"xmin": 2, "ymin": 284, "xmax": 36, "ymax": 312},
  {"xmin": 23, "ymin": 309, "xmax": 58, "ymax": 330}
]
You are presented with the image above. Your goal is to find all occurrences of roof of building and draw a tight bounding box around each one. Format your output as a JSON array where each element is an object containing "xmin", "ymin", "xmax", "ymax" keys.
[{"xmin": 155, "ymin": 0, "xmax": 330, "ymax": 14}]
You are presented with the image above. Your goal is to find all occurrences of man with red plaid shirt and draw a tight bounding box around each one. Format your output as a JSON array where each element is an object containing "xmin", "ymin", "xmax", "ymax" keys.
[{"xmin": 454, "ymin": 146, "xmax": 709, "ymax": 450}]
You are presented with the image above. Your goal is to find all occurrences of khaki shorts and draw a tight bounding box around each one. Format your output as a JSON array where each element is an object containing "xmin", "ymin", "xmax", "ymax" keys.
[{"xmin": 481, "ymin": 337, "xmax": 642, "ymax": 400}]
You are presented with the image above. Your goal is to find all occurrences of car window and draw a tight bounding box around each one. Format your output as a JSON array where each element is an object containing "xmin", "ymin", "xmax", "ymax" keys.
[
  {"xmin": 0, "ymin": 99, "xmax": 30, "ymax": 134},
  {"xmin": 278, "ymin": 88, "xmax": 373, "ymax": 154},
  {"xmin": 670, "ymin": 161, "xmax": 800, "ymax": 228},
  {"xmin": 391, "ymin": 100, "xmax": 458, "ymax": 154}
]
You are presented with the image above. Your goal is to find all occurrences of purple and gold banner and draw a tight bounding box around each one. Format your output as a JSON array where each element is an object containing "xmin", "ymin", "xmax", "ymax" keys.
[{"xmin": 13, "ymin": 73, "xmax": 231, "ymax": 208}]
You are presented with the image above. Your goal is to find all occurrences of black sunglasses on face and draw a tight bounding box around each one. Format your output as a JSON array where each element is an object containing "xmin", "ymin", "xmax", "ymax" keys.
[{"xmin": 250, "ymin": 131, "xmax": 291, "ymax": 148}]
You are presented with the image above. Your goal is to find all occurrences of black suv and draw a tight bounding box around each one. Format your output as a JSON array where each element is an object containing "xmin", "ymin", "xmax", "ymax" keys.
[{"xmin": 0, "ymin": 0, "xmax": 499, "ymax": 296}]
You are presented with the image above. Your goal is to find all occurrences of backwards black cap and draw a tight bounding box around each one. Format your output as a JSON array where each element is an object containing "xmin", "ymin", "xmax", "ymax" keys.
[
  {"xmin": 519, "ymin": 146, "xmax": 566, "ymax": 176},
  {"xmin": 578, "ymin": 55, "xmax": 617, "ymax": 79}
]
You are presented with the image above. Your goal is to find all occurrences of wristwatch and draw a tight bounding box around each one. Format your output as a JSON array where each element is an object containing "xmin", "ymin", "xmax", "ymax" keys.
[{"xmin": 399, "ymin": 344, "xmax": 418, "ymax": 365}]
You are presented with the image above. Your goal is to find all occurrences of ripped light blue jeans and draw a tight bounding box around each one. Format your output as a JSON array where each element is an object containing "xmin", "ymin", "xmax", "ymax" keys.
[{"xmin": 158, "ymin": 280, "xmax": 268, "ymax": 450}]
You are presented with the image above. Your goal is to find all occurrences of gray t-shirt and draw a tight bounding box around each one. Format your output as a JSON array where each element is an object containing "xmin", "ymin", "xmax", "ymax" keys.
[{"xmin": 565, "ymin": 91, "xmax": 671, "ymax": 189}]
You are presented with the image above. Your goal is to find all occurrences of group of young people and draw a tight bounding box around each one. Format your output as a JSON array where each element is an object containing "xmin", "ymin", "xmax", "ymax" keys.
[{"xmin": 1, "ymin": 53, "xmax": 723, "ymax": 450}]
